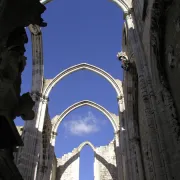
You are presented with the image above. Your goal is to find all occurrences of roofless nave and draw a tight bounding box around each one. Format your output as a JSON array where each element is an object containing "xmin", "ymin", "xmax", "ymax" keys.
[{"xmin": 1, "ymin": 0, "xmax": 180, "ymax": 180}]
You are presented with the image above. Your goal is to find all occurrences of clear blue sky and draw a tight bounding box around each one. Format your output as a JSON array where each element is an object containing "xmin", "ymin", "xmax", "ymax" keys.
[{"xmin": 16, "ymin": 0, "xmax": 124, "ymax": 179}]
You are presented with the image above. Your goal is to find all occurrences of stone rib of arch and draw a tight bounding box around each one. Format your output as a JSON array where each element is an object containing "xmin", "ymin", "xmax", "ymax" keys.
[
  {"xmin": 52, "ymin": 100, "xmax": 119, "ymax": 134},
  {"xmin": 43, "ymin": 63, "xmax": 122, "ymax": 97},
  {"xmin": 110, "ymin": 0, "xmax": 130, "ymax": 13},
  {"xmin": 77, "ymin": 141, "xmax": 96, "ymax": 152},
  {"xmin": 41, "ymin": 0, "xmax": 131, "ymax": 14}
]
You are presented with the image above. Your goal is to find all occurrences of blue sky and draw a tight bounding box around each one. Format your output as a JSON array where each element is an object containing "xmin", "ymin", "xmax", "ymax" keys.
[{"xmin": 16, "ymin": 0, "xmax": 124, "ymax": 179}]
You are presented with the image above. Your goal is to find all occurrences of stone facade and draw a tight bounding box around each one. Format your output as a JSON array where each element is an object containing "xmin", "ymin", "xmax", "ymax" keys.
[{"xmin": 11, "ymin": 0, "xmax": 180, "ymax": 180}]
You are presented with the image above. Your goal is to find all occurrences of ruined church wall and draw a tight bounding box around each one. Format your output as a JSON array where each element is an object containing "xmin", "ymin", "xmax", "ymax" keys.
[
  {"xmin": 95, "ymin": 141, "xmax": 117, "ymax": 180},
  {"xmin": 56, "ymin": 149, "xmax": 79, "ymax": 180},
  {"xmin": 121, "ymin": 0, "xmax": 180, "ymax": 180},
  {"xmin": 137, "ymin": 0, "xmax": 180, "ymax": 179}
]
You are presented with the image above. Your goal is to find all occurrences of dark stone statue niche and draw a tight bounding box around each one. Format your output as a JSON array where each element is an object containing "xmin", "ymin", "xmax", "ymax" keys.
[{"xmin": 0, "ymin": 0, "xmax": 47, "ymax": 179}]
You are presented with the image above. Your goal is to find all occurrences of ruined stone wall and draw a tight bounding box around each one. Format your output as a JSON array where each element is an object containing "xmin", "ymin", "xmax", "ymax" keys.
[
  {"xmin": 95, "ymin": 141, "xmax": 117, "ymax": 180},
  {"xmin": 120, "ymin": 1, "xmax": 180, "ymax": 180},
  {"xmin": 56, "ymin": 149, "xmax": 79, "ymax": 180},
  {"xmin": 55, "ymin": 141, "xmax": 117, "ymax": 180}
]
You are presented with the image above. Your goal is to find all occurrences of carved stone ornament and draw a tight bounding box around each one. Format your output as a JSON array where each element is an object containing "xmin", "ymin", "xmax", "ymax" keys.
[
  {"xmin": 29, "ymin": 24, "xmax": 41, "ymax": 35},
  {"xmin": 0, "ymin": 0, "xmax": 47, "ymax": 39},
  {"xmin": 117, "ymin": 51, "xmax": 131, "ymax": 71},
  {"xmin": 0, "ymin": 0, "xmax": 47, "ymax": 151}
]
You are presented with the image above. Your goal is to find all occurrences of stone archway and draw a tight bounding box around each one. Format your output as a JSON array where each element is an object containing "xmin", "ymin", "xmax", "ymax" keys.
[
  {"xmin": 51, "ymin": 100, "xmax": 119, "ymax": 146},
  {"xmin": 43, "ymin": 63, "xmax": 123, "ymax": 98},
  {"xmin": 41, "ymin": 0, "xmax": 131, "ymax": 13},
  {"xmin": 56, "ymin": 141, "xmax": 117, "ymax": 180},
  {"xmin": 77, "ymin": 141, "xmax": 96, "ymax": 152}
]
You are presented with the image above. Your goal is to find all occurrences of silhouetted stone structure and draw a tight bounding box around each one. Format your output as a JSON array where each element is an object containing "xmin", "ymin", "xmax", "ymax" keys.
[{"xmin": 0, "ymin": 0, "xmax": 46, "ymax": 179}]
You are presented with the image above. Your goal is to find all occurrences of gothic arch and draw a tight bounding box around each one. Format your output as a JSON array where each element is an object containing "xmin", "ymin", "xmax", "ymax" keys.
[
  {"xmin": 43, "ymin": 63, "xmax": 123, "ymax": 98},
  {"xmin": 77, "ymin": 141, "xmax": 96, "ymax": 152},
  {"xmin": 51, "ymin": 100, "xmax": 119, "ymax": 135},
  {"xmin": 41, "ymin": 0, "xmax": 131, "ymax": 13}
]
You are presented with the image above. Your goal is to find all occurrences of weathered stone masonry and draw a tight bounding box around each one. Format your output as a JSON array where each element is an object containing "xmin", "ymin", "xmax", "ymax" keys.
[{"xmin": 56, "ymin": 141, "xmax": 117, "ymax": 180}]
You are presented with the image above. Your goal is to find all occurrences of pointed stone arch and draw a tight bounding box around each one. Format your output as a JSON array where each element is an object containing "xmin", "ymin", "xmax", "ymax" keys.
[
  {"xmin": 51, "ymin": 100, "xmax": 119, "ymax": 137},
  {"xmin": 41, "ymin": 0, "xmax": 131, "ymax": 14},
  {"xmin": 77, "ymin": 141, "xmax": 96, "ymax": 152},
  {"xmin": 43, "ymin": 63, "xmax": 123, "ymax": 98}
]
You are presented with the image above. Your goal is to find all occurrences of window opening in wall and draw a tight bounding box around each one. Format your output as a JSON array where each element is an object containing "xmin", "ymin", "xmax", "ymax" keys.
[{"xmin": 79, "ymin": 145, "xmax": 94, "ymax": 180}]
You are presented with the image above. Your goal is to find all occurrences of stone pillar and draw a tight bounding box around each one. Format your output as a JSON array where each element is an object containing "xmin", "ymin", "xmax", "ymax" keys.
[
  {"xmin": 94, "ymin": 157, "xmax": 100, "ymax": 180},
  {"xmin": 16, "ymin": 95, "xmax": 48, "ymax": 180},
  {"xmin": 124, "ymin": 68, "xmax": 145, "ymax": 180},
  {"xmin": 114, "ymin": 130, "xmax": 124, "ymax": 180},
  {"xmin": 117, "ymin": 96, "xmax": 129, "ymax": 180},
  {"xmin": 125, "ymin": 12, "xmax": 167, "ymax": 180},
  {"xmin": 15, "ymin": 26, "xmax": 49, "ymax": 180}
]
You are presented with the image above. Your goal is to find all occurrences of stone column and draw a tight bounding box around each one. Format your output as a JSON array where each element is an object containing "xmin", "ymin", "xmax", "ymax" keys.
[
  {"xmin": 16, "ymin": 95, "xmax": 48, "ymax": 180},
  {"xmin": 94, "ymin": 156, "xmax": 100, "ymax": 180},
  {"xmin": 117, "ymin": 96, "xmax": 129, "ymax": 180},
  {"xmin": 125, "ymin": 12, "xmax": 167, "ymax": 180},
  {"xmin": 114, "ymin": 130, "xmax": 124, "ymax": 180},
  {"xmin": 16, "ymin": 25, "xmax": 49, "ymax": 180}
]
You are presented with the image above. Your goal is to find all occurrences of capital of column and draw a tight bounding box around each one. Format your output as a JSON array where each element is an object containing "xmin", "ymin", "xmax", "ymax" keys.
[
  {"xmin": 29, "ymin": 24, "xmax": 41, "ymax": 35},
  {"xmin": 114, "ymin": 130, "xmax": 120, "ymax": 135},
  {"xmin": 124, "ymin": 8, "xmax": 133, "ymax": 19},
  {"xmin": 31, "ymin": 91, "xmax": 49, "ymax": 104},
  {"xmin": 117, "ymin": 95, "xmax": 123, "ymax": 101},
  {"xmin": 51, "ymin": 131, "xmax": 58, "ymax": 139}
]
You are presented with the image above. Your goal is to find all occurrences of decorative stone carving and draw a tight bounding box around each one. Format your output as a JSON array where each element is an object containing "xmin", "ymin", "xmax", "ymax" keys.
[
  {"xmin": 29, "ymin": 24, "xmax": 41, "ymax": 36},
  {"xmin": 0, "ymin": 4, "xmax": 47, "ymax": 180},
  {"xmin": 117, "ymin": 51, "xmax": 131, "ymax": 71},
  {"xmin": 0, "ymin": 0, "xmax": 47, "ymax": 39},
  {"xmin": 31, "ymin": 91, "xmax": 49, "ymax": 103}
]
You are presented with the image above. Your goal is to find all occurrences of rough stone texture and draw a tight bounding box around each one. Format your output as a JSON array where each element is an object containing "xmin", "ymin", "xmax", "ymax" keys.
[
  {"xmin": 56, "ymin": 149, "xmax": 79, "ymax": 180},
  {"xmin": 13, "ymin": 1, "xmax": 180, "ymax": 180},
  {"xmin": 95, "ymin": 141, "xmax": 117, "ymax": 180},
  {"xmin": 55, "ymin": 141, "xmax": 117, "ymax": 180},
  {"xmin": 119, "ymin": 1, "xmax": 180, "ymax": 180}
]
